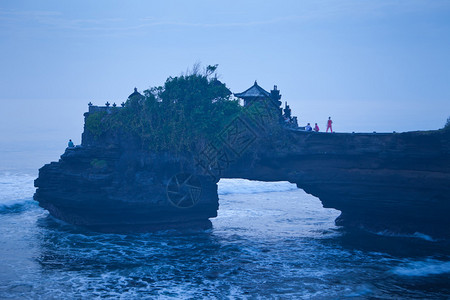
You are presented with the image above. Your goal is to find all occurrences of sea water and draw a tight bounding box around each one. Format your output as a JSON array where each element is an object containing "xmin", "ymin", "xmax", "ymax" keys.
[{"xmin": 0, "ymin": 173, "xmax": 449, "ymax": 299}]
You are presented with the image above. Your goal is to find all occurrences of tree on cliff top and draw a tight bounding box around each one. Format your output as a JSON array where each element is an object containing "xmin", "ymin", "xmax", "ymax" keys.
[{"xmin": 86, "ymin": 65, "xmax": 242, "ymax": 152}]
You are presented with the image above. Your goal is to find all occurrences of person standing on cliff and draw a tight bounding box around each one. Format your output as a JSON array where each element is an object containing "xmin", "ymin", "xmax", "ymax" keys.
[
  {"xmin": 326, "ymin": 117, "xmax": 333, "ymax": 133},
  {"xmin": 68, "ymin": 139, "xmax": 74, "ymax": 148}
]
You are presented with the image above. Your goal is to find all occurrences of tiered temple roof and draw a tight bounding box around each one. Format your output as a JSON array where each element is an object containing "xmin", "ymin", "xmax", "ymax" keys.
[
  {"xmin": 234, "ymin": 81, "xmax": 271, "ymax": 101},
  {"xmin": 128, "ymin": 87, "xmax": 143, "ymax": 99}
]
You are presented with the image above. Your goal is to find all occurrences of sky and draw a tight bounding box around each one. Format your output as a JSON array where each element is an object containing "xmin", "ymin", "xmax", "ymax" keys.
[{"xmin": 1, "ymin": 0, "xmax": 450, "ymax": 171}]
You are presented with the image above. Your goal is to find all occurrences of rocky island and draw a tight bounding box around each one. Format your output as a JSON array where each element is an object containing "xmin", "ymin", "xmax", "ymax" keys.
[{"xmin": 34, "ymin": 67, "xmax": 450, "ymax": 238}]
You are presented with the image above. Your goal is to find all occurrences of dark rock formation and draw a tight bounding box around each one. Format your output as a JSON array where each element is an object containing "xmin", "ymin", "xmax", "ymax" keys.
[
  {"xmin": 34, "ymin": 147, "xmax": 218, "ymax": 231},
  {"xmin": 223, "ymin": 129, "xmax": 450, "ymax": 239},
  {"xmin": 35, "ymin": 112, "xmax": 450, "ymax": 237}
]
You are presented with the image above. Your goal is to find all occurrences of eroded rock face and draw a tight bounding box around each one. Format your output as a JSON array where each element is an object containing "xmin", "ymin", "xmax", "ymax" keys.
[
  {"xmin": 34, "ymin": 147, "xmax": 218, "ymax": 232},
  {"xmin": 223, "ymin": 129, "xmax": 450, "ymax": 238},
  {"xmin": 34, "ymin": 121, "xmax": 450, "ymax": 237}
]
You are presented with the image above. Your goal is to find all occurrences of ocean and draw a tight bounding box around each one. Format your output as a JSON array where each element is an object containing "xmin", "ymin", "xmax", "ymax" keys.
[{"xmin": 0, "ymin": 173, "xmax": 449, "ymax": 299}]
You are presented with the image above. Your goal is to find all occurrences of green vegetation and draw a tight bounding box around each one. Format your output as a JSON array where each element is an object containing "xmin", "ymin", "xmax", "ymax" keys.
[
  {"xmin": 85, "ymin": 111, "xmax": 107, "ymax": 139},
  {"xmin": 85, "ymin": 65, "xmax": 243, "ymax": 152},
  {"xmin": 445, "ymin": 117, "xmax": 450, "ymax": 131},
  {"xmin": 90, "ymin": 159, "xmax": 108, "ymax": 169}
]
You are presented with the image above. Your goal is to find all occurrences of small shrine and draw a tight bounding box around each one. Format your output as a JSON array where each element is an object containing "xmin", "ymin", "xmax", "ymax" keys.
[
  {"xmin": 234, "ymin": 81, "xmax": 275, "ymax": 107},
  {"xmin": 235, "ymin": 81, "xmax": 298, "ymax": 129},
  {"xmin": 128, "ymin": 87, "xmax": 144, "ymax": 100}
]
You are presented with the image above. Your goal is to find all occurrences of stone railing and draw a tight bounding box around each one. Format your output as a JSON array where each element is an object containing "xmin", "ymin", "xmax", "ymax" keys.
[{"xmin": 87, "ymin": 101, "xmax": 125, "ymax": 114}]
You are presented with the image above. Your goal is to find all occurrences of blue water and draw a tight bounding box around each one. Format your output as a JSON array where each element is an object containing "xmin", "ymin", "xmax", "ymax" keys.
[{"xmin": 1, "ymin": 173, "xmax": 449, "ymax": 299}]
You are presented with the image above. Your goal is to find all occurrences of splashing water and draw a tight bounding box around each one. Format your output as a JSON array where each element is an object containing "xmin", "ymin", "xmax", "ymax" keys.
[{"xmin": 0, "ymin": 174, "xmax": 449, "ymax": 299}]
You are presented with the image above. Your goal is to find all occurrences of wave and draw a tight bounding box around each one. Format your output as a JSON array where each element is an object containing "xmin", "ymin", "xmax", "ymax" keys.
[
  {"xmin": 391, "ymin": 259, "xmax": 450, "ymax": 277},
  {"xmin": 0, "ymin": 199, "xmax": 36, "ymax": 214},
  {"xmin": 411, "ymin": 232, "xmax": 436, "ymax": 242},
  {"xmin": 218, "ymin": 179, "xmax": 298, "ymax": 195},
  {"xmin": 0, "ymin": 172, "xmax": 36, "ymax": 210},
  {"xmin": 373, "ymin": 230, "xmax": 436, "ymax": 242}
]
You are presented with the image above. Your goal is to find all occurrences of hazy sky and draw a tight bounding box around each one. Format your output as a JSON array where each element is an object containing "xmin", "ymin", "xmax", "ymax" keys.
[{"xmin": 1, "ymin": 0, "xmax": 450, "ymax": 170}]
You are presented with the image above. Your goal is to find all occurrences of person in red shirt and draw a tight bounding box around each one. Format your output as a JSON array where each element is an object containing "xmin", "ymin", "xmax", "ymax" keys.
[
  {"xmin": 314, "ymin": 123, "xmax": 319, "ymax": 132},
  {"xmin": 326, "ymin": 117, "xmax": 333, "ymax": 133}
]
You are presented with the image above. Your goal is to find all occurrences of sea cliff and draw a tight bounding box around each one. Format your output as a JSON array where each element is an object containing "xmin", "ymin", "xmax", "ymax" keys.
[
  {"xmin": 33, "ymin": 71, "xmax": 450, "ymax": 237},
  {"xmin": 34, "ymin": 121, "xmax": 450, "ymax": 237},
  {"xmin": 223, "ymin": 129, "xmax": 450, "ymax": 238}
]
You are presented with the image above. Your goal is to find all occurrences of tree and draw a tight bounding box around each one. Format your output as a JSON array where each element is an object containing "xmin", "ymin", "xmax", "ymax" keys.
[{"xmin": 86, "ymin": 64, "xmax": 242, "ymax": 152}]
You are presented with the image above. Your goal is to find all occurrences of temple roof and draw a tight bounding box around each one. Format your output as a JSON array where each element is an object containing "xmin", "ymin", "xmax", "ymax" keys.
[
  {"xmin": 128, "ymin": 87, "xmax": 143, "ymax": 99},
  {"xmin": 234, "ymin": 81, "xmax": 271, "ymax": 99}
]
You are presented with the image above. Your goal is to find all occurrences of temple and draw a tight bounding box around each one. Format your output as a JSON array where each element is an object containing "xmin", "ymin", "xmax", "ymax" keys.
[
  {"xmin": 235, "ymin": 81, "xmax": 298, "ymax": 128},
  {"xmin": 34, "ymin": 82, "xmax": 450, "ymax": 238},
  {"xmin": 235, "ymin": 81, "xmax": 278, "ymax": 107},
  {"xmin": 128, "ymin": 87, "xmax": 144, "ymax": 100}
]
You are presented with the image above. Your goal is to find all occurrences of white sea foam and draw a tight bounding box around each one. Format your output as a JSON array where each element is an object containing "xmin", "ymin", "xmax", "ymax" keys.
[
  {"xmin": 0, "ymin": 172, "xmax": 36, "ymax": 207},
  {"xmin": 218, "ymin": 178, "xmax": 297, "ymax": 195},
  {"xmin": 374, "ymin": 230, "xmax": 436, "ymax": 242},
  {"xmin": 412, "ymin": 232, "xmax": 436, "ymax": 242},
  {"xmin": 391, "ymin": 259, "xmax": 450, "ymax": 277}
]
